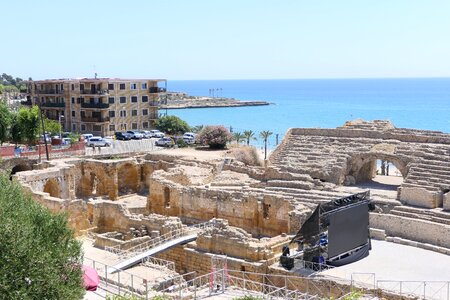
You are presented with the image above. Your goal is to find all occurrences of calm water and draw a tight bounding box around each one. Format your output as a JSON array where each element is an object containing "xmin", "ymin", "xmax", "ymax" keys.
[{"xmin": 166, "ymin": 78, "xmax": 450, "ymax": 147}]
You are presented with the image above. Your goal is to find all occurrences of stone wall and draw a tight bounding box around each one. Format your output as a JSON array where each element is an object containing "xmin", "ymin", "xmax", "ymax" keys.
[{"xmin": 369, "ymin": 212, "xmax": 450, "ymax": 249}]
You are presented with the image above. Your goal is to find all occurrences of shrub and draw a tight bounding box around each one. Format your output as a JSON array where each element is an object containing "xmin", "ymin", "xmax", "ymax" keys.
[
  {"xmin": 155, "ymin": 115, "xmax": 190, "ymax": 135},
  {"xmin": 176, "ymin": 138, "xmax": 187, "ymax": 148},
  {"xmin": 198, "ymin": 125, "xmax": 232, "ymax": 149},
  {"xmin": 0, "ymin": 173, "xmax": 84, "ymax": 299},
  {"xmin": 229, "ymin": 145, "xmax": 262, "ymax": 166}
]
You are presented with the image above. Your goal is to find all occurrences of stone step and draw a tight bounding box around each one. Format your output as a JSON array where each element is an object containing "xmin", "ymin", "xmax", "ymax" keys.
[
  {"xmin": 391, "ymin": 205, "xmax": 450, "ymax": 220},
  {"xmin": 266, "ymin": 180, "xmax": 315, "ymax": 190},
  {"xmin": 399, "ymin": 182, "xmax": 437, "ymax": 192},
  {"xmin": 389, "ymin": 209, "xmax": 450, "ymax": 226}
]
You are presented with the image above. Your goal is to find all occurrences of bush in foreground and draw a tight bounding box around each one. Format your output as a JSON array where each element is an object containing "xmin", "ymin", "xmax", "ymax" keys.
[
  {"xmin": 229, "ymin": 145, "xmax": 262, "ymax": 166},
  {"xmin": 198, "ymin": 125, "xmax": 232, "ymax": 149},
  {"xmin": 0, "ymin": 173, "xmax": 84, "ymax": 299}
]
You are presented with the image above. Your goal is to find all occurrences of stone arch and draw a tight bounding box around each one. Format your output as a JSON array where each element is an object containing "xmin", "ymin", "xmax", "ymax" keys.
[
  {"xmin": 118, "ymin": 163, "xmax": 138, "ymax": 196},
  {"xmin": 43, "ymin": 178, "xmax": 61, "ymax": 198},
  {"xmin": 9, "ymin": 164, "xmax": 33, "ymax": 180},
  {"xmin": 345, "ymin": 153, "xmax": 409, "ymax": 185}
]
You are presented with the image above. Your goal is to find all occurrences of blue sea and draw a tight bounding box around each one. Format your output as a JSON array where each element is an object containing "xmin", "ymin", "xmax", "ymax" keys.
[{"xmin": 166, "ymin": 78, "xmax": 450, "ymax": 148}]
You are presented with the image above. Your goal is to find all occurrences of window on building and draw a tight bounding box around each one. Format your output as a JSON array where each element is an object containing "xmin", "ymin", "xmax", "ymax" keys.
[
  {"xmin": 72, "ymin": 124, "xmax": 76, "ymax": 131},
  {"xmin": 109, "ymin": 111, "xmax": 115, "ymax": 118},
  {"xmin": 143, "ymin": 122, "xmax": 149, "ymax": 129},
  {"xmin": 142, "ymin": 109, "xmax": 148, "ymax": 115},
  {"xmin": 108, "ymin": 97, "xmax": 115, "ymax": 104},
  {"xmin": 120, "ymin": 110, "xmax": 127, "ymax": 117},
  {"xmin": 131, "ymin": 96, "xmax": 137, "ymax": 103},
  {"xmin": 132, "ymin": 123, "xmax": 138, "ymax": 130},
  {"xmin": 141, "ymin": 83, "xmax": 147, "ymax": 89},
  {"xmin": 71, "ymin": 84, "xmax": 75, "ymax": 91},
  {"xmin": 60, "ymin": 83, "xmax": 64, "ymax": 91},
  {"xmin": 81, "ymin": 124, "xmax": 86, "ymax": 131},
  {"xmin": 130, "ymin": 83, "xmax": 137, "ymax": 90},
  {"xmin": 142, "ymin": 95, "xmax": 148, "ymax": 102},
  {"xmin": 80, "ymin": 97, "xmax": 85, "ymax": 103},
  {"xmin": 120, "ymin": 96, "xmax": 126, "ymax": 103},
  {"xmin": 119, "ymin": 83, "xmax": 126, "ymax": 90},
  {"xmin": 72, "ymin": 111, "xmax": 75, "ymax": 117},
  {"xmin": 132, "ymin": 110, "xmax": 137, "ymax": 116},
  {"xmin": 108, "ymin": 83, "xmax": 114, "ymax": 90},
  {"xmin": 121, "ymin": 124, "xmax": 127, "ymax": 130},
  {"xmin": 71, "ymin": 97, "xmax": 75, "ymax": 104},
  {"xmin": 81, "ymin": 111, "xmax": 86, "ymax": 118},
  {"xmin": 80, "ymin": 84, "xmax": 84, "ymax": 91},
  {"xmin": 109, "ymin": 124, "xmax": 115, "ymax": 131},
  {"xmin": 93, "ymin": 125, "xmax": 101, "ymax": 132}
]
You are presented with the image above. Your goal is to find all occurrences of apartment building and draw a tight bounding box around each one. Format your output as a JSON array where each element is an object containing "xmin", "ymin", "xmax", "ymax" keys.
[{"xmin": 26, "ymin": 78, "xmax": 166, "ymax": 136}]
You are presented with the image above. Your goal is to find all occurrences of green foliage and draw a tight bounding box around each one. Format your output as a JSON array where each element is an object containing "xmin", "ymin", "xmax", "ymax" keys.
[
  {"xmin": 340, "ymin": 290, "xmax": 363, "ymax": 300},
  {"xmin": 198, "ymin": 125, "xmax": 232, "ymax": 149},
  {"xmin": 106, "ymin": 294, "xmax": 144, "ymax": 300},
  {"xmin": 155, "ymin": 115, "xmax": 191, "ymax": 135},
  {"xmin": 42, "ymin": 118, "xmax": 62, "ymax": 136},
  {"xmin": 0, "ymin": 173, "xmax": 84, "ymax": 299},
  {"xmin": 191, "ymin": 125, "xmax": 204, "ymax": 133},
  {"xmin": 9, "ymin": 113, "xmax": 23, "ymax": 145},
  {"xmin": 233, "ymin": 296, "xmax": 264, "ymax": 300},
  {"xmin": 233, "ymin": 132, "xmax": 245, "ymax": 144},
  {"xmin": 0, "ymin": 73, "xmax": 28, "ymax": 92},
  {"xmin": 68, "ymin": 133, "xmax": 80, "ymax": 145},
  {"xmin": 0, "ymin": 102, "xmax": 12, "ymax": 144},
  {"xmin": 17, "ymin": 106, "xmax": 40, "ymax": 145},
  {"xmin": 176, "ymin": 138, "xmax": 187, "ymax": 148},
  {"xmin": 243, "ymin": 130, "xmax": 256, "ymax": 145},
  {"xmin": 259, "ymin": 130, "xmax": 273, "ymax": 160}
]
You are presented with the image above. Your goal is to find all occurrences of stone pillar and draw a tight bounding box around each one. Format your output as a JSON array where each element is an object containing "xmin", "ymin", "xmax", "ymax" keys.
[{"xmin": 109, "ymin": 168, "xmax": 119, "ymax": 200}]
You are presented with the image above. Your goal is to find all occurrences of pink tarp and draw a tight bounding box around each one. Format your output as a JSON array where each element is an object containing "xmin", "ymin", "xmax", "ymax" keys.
[{"xmin": 82, "ymin": 265, "xmax": 100, "ymax": 291}]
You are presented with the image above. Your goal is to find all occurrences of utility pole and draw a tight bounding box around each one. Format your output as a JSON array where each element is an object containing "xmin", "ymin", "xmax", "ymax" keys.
[{"xmin": 39, "ymin": 102, "xmax": 50, "ymax": 161}]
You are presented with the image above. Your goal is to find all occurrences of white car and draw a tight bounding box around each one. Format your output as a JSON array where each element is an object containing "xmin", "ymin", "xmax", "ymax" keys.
[
  {"xmin": 140, "ymin": 130, "xmax": 152, "ymax": 139},
  {"xmin": 82, "ymin": 133, "xmax": 94, "ymax": 143},
  {"xmin": 150, "ymin": 130, "xmax": 165, "ymax": 138},
  {"xmin": 183, "ymin": 132, "xmax": 196, "ymax": 144},
  {"xmin": 86, "ymin": 136, "xmax": 111, "ymax": 147}
]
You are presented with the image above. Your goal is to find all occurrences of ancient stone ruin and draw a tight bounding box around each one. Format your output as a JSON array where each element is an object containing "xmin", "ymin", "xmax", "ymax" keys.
[{"xmin": 7, "ymin": 119, "xmax": 450, "ymax": 297}]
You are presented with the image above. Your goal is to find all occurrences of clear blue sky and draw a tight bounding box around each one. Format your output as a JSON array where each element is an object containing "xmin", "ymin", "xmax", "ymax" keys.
[{"xmin": 2, "ymin": 0, "xmax": 450, "ymax": 80}]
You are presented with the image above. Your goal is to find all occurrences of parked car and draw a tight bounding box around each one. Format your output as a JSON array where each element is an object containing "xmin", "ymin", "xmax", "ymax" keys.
[
  {"xmin": 114, "ymin": 132, "xmax": 132, "ymax": 141},
  {"xmin": 127, "ymin": 130, "xmax": 144, "ymax": 139},
  {"xmin": 182, "ymin": 132, "xmax": 196, "ymax": 144},
  {"xmin": 140, "ymin": 130, "xmax": 152, "ymax": 139},
  {"xmin": 149, "ymin": 130, "xmax": 165, "ymax": 138},
  {"xmin": 40, "ymin": 134, "xmax": 51, "ymax": 143},
  {"xmin": 81, "ymin": 133, "xmax": 94, "ymax": 143},
  {"xmin": 62, "ymin": 138, "xmax": 72, "ymax": 145},
  {"xmin": 155, "ymin": 137, "xmax": 174, "ymax": 147},
  {"xmin": 86, "ymin": 137, "xmax": 111, "ymax": 147}
]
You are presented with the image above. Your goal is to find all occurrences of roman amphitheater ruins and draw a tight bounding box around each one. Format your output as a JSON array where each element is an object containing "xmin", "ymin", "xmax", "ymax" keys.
[{"xmin": 7, "ymin": 119, "xmax": 450, "ymax": 299}]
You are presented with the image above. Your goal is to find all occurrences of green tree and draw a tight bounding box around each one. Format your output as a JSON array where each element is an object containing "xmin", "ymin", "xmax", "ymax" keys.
[
  {"xmin": 198, "ymin": 125, "xmax": 232, "ymax": 149},
  {"xmin": 0, "ymin": 173, "xmax": 84, "ymax": 299},
  {"xmin": 17, "ymin": 105, "xmax": 40, "ymax": 145},
  {"xmin": 0, "ymin": 102, "xmax": 12, "ymax": 145},
  {"xmin": 10, "ymin": 113, "xmax": 24, "ymax": 145},
  {"xmin": 233, "ymin": 132, "xmax": 245, "ymax": 144},
  {"xmin": 155, "ymin": 115, "xmax": 190, "ymax": 135},
  {"xmin": 259, "ymin": 130, "xmax": 273, "ymax": 160},
  {"xmin": 42, "ymin": 118, "xmax": 62, "ymax": 136},
  {"xmin": 243, "ymin": 130, "xmax": 256, "ymax": 145}
]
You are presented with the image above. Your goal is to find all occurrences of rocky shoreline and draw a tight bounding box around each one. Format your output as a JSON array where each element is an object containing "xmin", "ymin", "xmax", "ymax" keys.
[{"xmin": 160, "ymin": 92, "xmax": 271, "ymax": 109}]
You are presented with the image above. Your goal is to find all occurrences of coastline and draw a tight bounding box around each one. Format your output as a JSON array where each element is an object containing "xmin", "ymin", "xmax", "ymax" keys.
[
  {"xmin": 160, "ymin": 100, "xmax": 271, "ymax": 109},
  {"xmin": 161, "ymin": 92, "xmax": 271, "ymax": 109}
]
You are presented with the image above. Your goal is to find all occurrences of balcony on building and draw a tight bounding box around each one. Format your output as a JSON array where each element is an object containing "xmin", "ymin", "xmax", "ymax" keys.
[
  {"xmin": 81, "ymin": 116, "xmax": 110, "ymax": 123},
  {"xmin": 149, "ymin": 87, "xmax": 167, "ymax": 93},
  {"xmin": 41, "ymin": 101, "xmax": 66, "ymax": 108},
  {"xmin": 35, "ymin": 89, "xmax": 65, "ymax": 95},
  {"xmin": 81, "ymin": 102, "xmax": 110, "ymax": 109}
]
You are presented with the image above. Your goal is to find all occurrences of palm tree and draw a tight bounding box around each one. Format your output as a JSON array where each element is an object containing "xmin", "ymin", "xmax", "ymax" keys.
[
  {"xmin": 233, "ymin": 132, "xmax": 245, "ymax": 144},
  {"xmin": 259, "ymin": 130, "xmax": 273, "ymax": 160},
  {"xmin": 243, "ymin": 130, "xmax": 256, "ymax": 146}
]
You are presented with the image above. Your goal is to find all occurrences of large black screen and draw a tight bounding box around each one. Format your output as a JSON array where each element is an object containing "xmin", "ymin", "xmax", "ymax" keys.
[{"xmin": 327, "ymin": 202, "xmax": 369, "ymax": 259}]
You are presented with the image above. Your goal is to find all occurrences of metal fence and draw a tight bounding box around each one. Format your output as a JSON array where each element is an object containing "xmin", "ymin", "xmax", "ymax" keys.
[{"xmin": 377, "ymin": 280, "xmax": 450, "ymax": 300}]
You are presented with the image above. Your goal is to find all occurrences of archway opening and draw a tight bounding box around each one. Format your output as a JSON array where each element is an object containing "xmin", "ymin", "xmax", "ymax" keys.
[
  {"xmin": 10, "ymin": 164, "xmax": 32, "ymax": 180},
  {"xmin": 346, "ymin": 155, "xmax": 406, "ymax": 199},
  {"xmin": 43, "ymin": 178, "xmax": 61, "ymax": 198}
]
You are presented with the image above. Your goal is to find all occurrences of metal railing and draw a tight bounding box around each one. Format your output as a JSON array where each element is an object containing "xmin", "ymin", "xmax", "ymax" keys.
[
  {"xmin": 377, "ymin": 280, "xmax": 450, "ymax": 300},
  {"xmin": 106, "ymin": 221, "xmax": 216, "ymax": 260},
  {"xmin": 83, "ymin": 257, "xmax": 150, "ymax": 299},
  {"xmin": 81, "ymin": 102, "xmax": 110, "ymax": 109},
  {"xmin": 142, "ymin": 256, "xmax": 176, "ymax": 272}
]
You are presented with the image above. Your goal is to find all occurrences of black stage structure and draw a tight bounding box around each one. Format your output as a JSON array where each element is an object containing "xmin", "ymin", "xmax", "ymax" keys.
[{"xmin": 282, "ymin": 191, "xmax": 374, "ymax": 270}]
